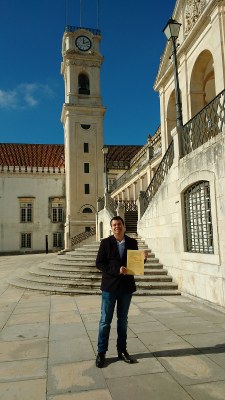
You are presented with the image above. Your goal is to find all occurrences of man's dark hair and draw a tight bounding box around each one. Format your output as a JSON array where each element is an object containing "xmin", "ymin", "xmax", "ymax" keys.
[{"xmin": 110, "ymin": 216, "xmax": 124, "ymax": 226}]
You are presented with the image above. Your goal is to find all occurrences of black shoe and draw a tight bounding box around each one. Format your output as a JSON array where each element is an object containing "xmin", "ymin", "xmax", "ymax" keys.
[
  {"xmin": 118, "ymin": 350, "xmax": 135, "ymax": 364},
  {"xmin": 96, "ymin": 352, "xmax": 105, "ymax": 368}
]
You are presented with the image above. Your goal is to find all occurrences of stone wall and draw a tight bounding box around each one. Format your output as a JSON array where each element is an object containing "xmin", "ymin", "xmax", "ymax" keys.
[{"xmin": 138, "ymin": 130, "xmax": 225, "ymax": 307}]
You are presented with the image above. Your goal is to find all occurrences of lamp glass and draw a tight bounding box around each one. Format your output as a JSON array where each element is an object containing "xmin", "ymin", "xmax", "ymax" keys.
[{"xmin": 163, "ymin": 18, "xmax": 181, "ymax": 40}]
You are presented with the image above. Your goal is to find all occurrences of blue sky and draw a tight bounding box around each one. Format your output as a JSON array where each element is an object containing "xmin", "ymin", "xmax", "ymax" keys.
[{"xmin": 0, "ymin": 0, "xmax": 175, "ymax": 146}]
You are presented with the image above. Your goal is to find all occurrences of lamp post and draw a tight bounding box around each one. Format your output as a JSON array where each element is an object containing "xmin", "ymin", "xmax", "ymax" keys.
[
  {"xmin": 163, "ymin": 18, "xmax": 183, "ymax": 127},
  {"xmin": 102, "ymin": 145, "xmax": 109, "ymax": 193}
]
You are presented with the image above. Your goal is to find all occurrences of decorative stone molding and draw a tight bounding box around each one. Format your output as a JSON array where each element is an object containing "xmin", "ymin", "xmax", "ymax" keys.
[
  {"xmin": 185, "ymin": 0, "xmax": 207, "ymax": 35},
  {"xmin": 65, "ymin": 60, "xmax": 102, "ymax": 68}
]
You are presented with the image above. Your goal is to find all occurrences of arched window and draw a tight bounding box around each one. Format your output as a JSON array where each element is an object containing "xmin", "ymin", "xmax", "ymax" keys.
[
  {"xmin": 190, "ymin": 50, "xmax": 215, "ymax": 117},
  {"xmin": 78, "ymin": 73, "xmax": 90, "ymax": 95},
  {"xmin": 82, "ymin": 207, "xmax": 92, "ymax": 213},
  {"xmin": 183, "ymin": 181, "xmax": 214, "ymax": 254}
]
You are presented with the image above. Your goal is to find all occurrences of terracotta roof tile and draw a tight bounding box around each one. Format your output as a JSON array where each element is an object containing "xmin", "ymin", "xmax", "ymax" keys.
[
  {"xmin": 0, "ymin": 143, "xmax": 65, "ymax": 169},
  {"xmin": 0, "ymin": 143, "xmax": 141, "ymax": 170}
]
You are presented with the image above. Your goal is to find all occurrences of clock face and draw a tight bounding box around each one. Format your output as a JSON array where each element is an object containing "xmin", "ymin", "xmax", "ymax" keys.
[{"xmin": 75, "ymin": 36, "xmax": 92, "ymax": 51}]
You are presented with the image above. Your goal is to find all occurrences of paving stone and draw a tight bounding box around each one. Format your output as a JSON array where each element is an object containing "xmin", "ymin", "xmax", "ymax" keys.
[
  {"xmin": 159, "ymin": 317, "xmax": 225, "ymax": 335},
  {"xmin": 182, "ymin": 332, "xmax": 225, "ymax": 349},
  {"xmin": 201, "ymin": 348, "xmax": 225, "ymax": 370},
  {"xmin": 185, "ymin": 380, "xmax": 225, "ymax": 400},
  {"xmin": 106, "ymin": 372, "xmax": 193, "ymax": 400},
  {"xmin": 6, "ymin": 312, "xmax": 49, "ymax": 326},
  {"xmin": 0, "ymin": 338, "xmax": 48, "ymax": 362},
  {"xmin": 48, "ymin": 388, "xmax": 113, "ymax": 400},
  {"xmin": 159, "ymin": 353, "xmax": 225, "ymax": 385},
  {"xmin": 50, "ymin": 302, "xmax": 78, "ymax": 313},
  {"xmin": 49, "ymin": 337, "xmax": 95, "ymax": 364},
  {"xmin": 149, "ymin": 341, "xmax": 197, "ymax": 356},
  {"xmin": 0, "ymin": 322, "xmax": 49, "ymax": 341},
  {"xmin": 49, "ymin": 323, "xmax": 87, "ymax": 341},
  {"xmin": 0, "ymin": 358, "xmax": 47, "ymax": 382},
  {"xmin": 13, "ymin": 306, "xmax": 50, "ymax": 315},
  {"xmin": 102, "ymin": 353, "xmax": 165, "ymax": 378},
  {"xmin": 48, "ymin": 360, "xmax": 106, "ymax": 395},
  {"xmin": 0, "ymin": 378, "xmax": 46, "ymax": 400},
  {"xmin": 92, "ymin": 337, "xmax": 149, "ymax": 356},
  {"xmin": 129, "ymin": 320, "xmax": 169, "ymax": 333},
  {"xmin": 50, "ymin": 311, "xmax": 82, "ymax": 325},
  {"xmin": 137, "ymin": 329, "xmax": 182, "ymax": 346}
]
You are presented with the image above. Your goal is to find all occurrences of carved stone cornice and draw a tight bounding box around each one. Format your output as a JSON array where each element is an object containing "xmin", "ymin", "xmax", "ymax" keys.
[
  {"xmin": 65, "ymin": 59, "xmax": 102, "ymax": 68},
  {"xmin": 185, "ymin": 0, "xmax": 207, "ymax": 35}
]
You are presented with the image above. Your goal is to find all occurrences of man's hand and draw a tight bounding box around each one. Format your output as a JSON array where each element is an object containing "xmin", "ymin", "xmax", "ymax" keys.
[
  {"xmin": 120, "ymin": 266, "xmax": 127, "ymax": 275},
  {"xmin": 143, "ymin": 250, "xmax": 148, "ymax": 261}
]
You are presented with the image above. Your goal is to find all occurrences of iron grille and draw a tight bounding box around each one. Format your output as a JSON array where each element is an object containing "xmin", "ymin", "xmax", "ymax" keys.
[
  {"xmin": 184, "ymin": 181, "xmax": 214, "ymax": 254},
  {"xmin": 143, "ymin": 140, "xmax": 174, "ymax": 212},
  {"xmin": 182, "ymin": 89, "xmax": 225, "ymax": 156}
]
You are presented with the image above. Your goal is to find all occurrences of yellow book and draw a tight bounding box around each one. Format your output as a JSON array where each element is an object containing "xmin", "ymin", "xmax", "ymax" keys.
[{"xmin": 127, "ymin": 250, "xmax": 144, "ymax": 275}]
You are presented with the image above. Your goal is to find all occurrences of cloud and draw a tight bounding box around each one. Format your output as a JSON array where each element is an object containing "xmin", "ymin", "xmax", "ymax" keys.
[{"xmin": 0, "ymin": 83, "xmax": 54, "ymax": 110}]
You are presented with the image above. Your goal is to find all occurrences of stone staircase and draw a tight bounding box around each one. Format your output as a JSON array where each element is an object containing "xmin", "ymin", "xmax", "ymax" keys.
[
  {"xmin": 124, "ymin": 211, "xmax": 138, "ymax": 233},
  {"xmin": 8, "ymin": 237, "xmax": 180, "ymax": 296}
]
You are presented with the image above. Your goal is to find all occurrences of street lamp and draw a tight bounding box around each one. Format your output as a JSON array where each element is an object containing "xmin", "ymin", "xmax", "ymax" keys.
[
  {"xmin": 102, "ymin": 145, "xmax": 109, "ymax": 193},
  {"xmin": 163, "ymin": 18, "xmax": 183, "ymax": 127}
]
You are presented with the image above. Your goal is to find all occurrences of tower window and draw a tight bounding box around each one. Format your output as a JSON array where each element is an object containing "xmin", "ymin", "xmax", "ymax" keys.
[
  {"xmin": 84, "ymin": 184, "xmax": 90, "ymax": 194},
  {"xmin": 81, "ymin": 124, "xmax": 91, "ymax": 130},
  {"xmin": 84, "ymin": 143, "xmax": 89, "ymax": 153},
  {"xmin": 78, "ymin": 73, "xmax": 90, "ymax": 95},
  {"xmin": 84, "ymin": 163, "xmax": 89, "ymax": 173},
  {"xmin": 83, "ymin": 207, "xmax": 92, "ymax": 213}
]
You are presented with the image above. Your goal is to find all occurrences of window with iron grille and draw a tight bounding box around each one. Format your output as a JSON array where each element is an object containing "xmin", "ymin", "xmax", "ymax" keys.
[
  {"xmin": 52, "ymin": 203, "xmax": 63, "ymax": 222},
  {"xmin": 20, "ymin": 203, "xmax": 32, "ymax": 222},
  {"xmin": 21, "ymin": 233, "xmax": 32, "ymax": 248},
  {"xmin": 53, "ymin": 232, "xmax": 63, "ymax": 247},
  {"xmin": 184, "ymin": 181, "xmax": 214, "ymax": 254}
]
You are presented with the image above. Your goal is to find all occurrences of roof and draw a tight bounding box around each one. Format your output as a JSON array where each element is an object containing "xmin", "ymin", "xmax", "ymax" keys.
[
  {"xmin": 106, "ymin": 145, "xmax": 142, "ymax": 169},
  {"xmin": 0, "ymin": 143, "xmax": 142, "ymax": 170},
  {"xmin": 0, "ymin": 143, "xmax": 65, "ymax": 169}
]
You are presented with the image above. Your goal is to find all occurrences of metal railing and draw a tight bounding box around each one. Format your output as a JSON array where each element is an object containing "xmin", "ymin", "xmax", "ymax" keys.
[
  {"xmin": 110, "ymin": 129, "xmax": 162, "ymax": 192},
  {"xmin": 71, "ymin": 226, "xmax": 96, "ymax": 248},
  {"xmin": 182, "ymin": 89, "xmax": 225, "ymax": 156},
  {"xmin": 143, "ymin": 140, "xmax": 174, "ymax": 213},
  {"xmin": 65, "ymin": 26, "xmax": 101, "ymax": 36}
]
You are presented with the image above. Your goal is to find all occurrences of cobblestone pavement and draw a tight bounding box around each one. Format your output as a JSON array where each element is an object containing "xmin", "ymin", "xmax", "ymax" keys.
[{"xmin": 0, "ymin": 254, "xmax": 225, "ymax": 400}]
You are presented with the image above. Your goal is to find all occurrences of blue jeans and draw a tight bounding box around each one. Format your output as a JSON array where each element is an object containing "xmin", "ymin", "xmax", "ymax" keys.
[{"xmin": 97, "ymin": 289, "xmax": 132, "ymax": 353}]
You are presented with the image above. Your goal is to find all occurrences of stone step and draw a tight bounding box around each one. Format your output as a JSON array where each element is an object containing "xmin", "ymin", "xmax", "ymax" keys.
[
  {"xmin": 9, "ymin": 273, "xmax": 178, "ymax": 291},
  {"xmin": 29, "ymin": 266, "xmax": 172, "ymax": 283},
  {"xmin": 8, "ymin": 277, "xmax": 180, "ymax": 296},
  {"xmin": 37, "ymin": 263, "xmax": 166, "ymax": 275},
  {"xmin": 8, "ymin": 237, "xmax": 180, "ymax": 296}
]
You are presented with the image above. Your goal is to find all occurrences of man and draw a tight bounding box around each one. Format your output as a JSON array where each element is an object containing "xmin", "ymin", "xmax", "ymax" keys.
[{"xmin": 95, "ymin": 216, "xmax": 148, "ymax": 368}]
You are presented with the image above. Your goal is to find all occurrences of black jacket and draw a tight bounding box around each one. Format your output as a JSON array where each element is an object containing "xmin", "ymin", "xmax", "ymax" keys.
[{"xmin": 96, "ymin": 234, "xmax": 138, "ymax": 293}]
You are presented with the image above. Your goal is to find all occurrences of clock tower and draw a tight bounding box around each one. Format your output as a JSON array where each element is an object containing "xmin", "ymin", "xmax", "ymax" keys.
[{"xmin": 61, "ymin": 26, "xmax": 106, "ymax": 249}]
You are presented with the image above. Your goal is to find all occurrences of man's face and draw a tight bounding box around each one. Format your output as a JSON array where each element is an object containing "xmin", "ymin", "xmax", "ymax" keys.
[{"xmin": 111, "ymin": 219, "xmax": 125, "ymax": 237}]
